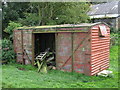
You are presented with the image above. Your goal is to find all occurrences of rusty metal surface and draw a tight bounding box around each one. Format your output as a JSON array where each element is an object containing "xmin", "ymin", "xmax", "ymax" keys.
[
  {"xmin": 56, "ymin": 32, "xmax": 91, "ymax": 75},
  {"xmin": 90, "ymin": 24, "xmax": 110, "ymax": 75},
  {"xmin": 56, "ymin": 32, "xmax": 72, "ymax": 72},
  {"xmin": 73, "ymin": 32, "xmax": 91, "ymax": 75}
]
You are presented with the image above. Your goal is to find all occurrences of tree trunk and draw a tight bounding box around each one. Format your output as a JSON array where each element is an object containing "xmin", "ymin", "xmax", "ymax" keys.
[{"xmin": 38, "ymin": 4, "xmax": 41, "ymax": 26}]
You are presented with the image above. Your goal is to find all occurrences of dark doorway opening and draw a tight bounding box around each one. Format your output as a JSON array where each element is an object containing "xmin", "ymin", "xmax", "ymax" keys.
[
  {"xmin": 34, "ymin": 33, "xmax": 56, "ymax": 68},
  {"xmin": 34, "ymin": 33, "xmax": 55, "ymax": 56}
]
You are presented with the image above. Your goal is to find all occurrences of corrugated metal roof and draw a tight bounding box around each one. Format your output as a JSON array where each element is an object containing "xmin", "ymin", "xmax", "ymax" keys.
[
  {"xmin": 16, "ymin": 22, "xmax": 110, "ymax": 30},
  {"xmin": 88, "ymin": 1, "xmax": 120, "ymax": 16}
]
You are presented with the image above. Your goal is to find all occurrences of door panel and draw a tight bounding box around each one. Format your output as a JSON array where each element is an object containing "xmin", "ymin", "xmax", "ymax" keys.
[{"xmin": 56, "ymin": 33, "xmax": 72, "ymax": 72}]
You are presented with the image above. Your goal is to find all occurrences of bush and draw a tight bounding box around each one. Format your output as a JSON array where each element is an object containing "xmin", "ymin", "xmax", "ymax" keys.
[
  {"xmin": 110, "ymin": 33, "xmax": 118, "ymax": 46},
  {"xmin": 110, "ymin": 27, "xmax": 118, "ymax": 33},
  {"xmin": 4, "ymin": 21, "xmax": 22, "ymax": 40},
  {"xmin": 110, "ymin": 27, "xmax": 119, "ymax": 47},
  {"xmin": 2, "ymin": 39, "xmax": 15, "ymax": 63}
]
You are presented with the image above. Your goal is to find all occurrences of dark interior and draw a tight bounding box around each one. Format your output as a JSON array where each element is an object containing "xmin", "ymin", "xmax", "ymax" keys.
[{"xmin": 34, "ymin": 33, "xmax": 55, "ymax": 56}]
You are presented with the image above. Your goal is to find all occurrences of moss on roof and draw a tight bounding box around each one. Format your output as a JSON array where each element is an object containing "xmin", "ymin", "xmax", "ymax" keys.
[{"xmin": 16, "ymin": 22, "xmax": 109, "ymax": 30}]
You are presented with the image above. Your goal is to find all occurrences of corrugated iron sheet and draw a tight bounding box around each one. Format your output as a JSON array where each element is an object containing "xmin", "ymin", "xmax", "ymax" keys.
[{"xmin": 90, "ymin": 24, "xmax": 110, "ymax": 75}]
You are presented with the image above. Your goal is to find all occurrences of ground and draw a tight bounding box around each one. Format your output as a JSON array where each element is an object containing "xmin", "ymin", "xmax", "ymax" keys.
[{"xmin": 1, "ymin": 46, "xmax": 118, "ymax": 88}]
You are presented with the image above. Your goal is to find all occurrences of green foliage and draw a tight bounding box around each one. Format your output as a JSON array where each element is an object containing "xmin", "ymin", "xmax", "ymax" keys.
[
  {"xmin": 110, "ymin": 27, "xmax": 118, "ymax": 33},
  {"xmin": 110, "ymin": 33, "xmax": 118, "ymax": 46},
  {"xmin": 2, "ymin": 46, "xmax": 118, "ymax": 88},
  {"xmin": 4, "ymin": 21, "xmax": 22, "ymax": 40},
  {"xmin": 30, "ymin": 2, "xmax": 90, "ymax": 25},
  {"xmin": 3, "ymin": 2, "xmax": 90, "ymax": 37},
  {"xmin": 18, "ymin": 13, "xmax": 39, "ymax": 26},
  {"xmin": 109, "ymin": 46, "xmax": 118, "ymax": 71},
  {"xmin": 2, "ymin": 21, "xmax": 22, "ymax": 64},
  {"xmin": 110, "ymin": 27, "xmax": 119, "ymax": 46},
  {"xmin": 2, "ymin": 2, "xmax": 30, "ymax": 30},
  {"xmin": 2, "ymin": 39, "xmax": 15, "ymax": 63}
]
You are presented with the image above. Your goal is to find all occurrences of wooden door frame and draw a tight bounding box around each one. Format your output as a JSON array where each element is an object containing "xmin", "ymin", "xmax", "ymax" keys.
[
  {"xmin": 32, "ymin": 33, "xmax": 35, "ymax": 66},
  {"xmin": 32, "ymin": 32, "xmax": 57, "ymax": 66}
]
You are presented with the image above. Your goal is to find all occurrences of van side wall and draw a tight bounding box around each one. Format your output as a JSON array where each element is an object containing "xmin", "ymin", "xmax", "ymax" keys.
[{"xmin": 90, "ymin": 24, "xmax": 110, "ymax": 75}]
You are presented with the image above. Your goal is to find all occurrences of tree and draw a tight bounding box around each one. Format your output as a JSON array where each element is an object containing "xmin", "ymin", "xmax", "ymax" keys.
[
  {"xmin": 2, "ymin": 2, "xmax": 90, "ymax": 31},
  {"xmin": 29, "ymin": 2, "xmax": 90, "ymax": 25},
  {"xmin": 2, "ymin": 2, "xmax": 30, "ymax": 30}
]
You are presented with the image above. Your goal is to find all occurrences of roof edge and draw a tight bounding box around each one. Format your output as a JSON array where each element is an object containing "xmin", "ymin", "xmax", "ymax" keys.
[
  {"xmin": 90, "ymin": 22, "xmax": 110, "ymax": 28},
  {"xmin": 89, "ymin": 14, "xmax": 119, "ymax": 19},
  {"xmin": 16, "ymin": 22, "xmax": 110, "ymax": 30}
]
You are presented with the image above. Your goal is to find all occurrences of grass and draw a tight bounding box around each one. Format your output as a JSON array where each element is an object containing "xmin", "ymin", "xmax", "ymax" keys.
[{"xmin": 1, "ymin": 46, "xmax": 118, "ymax": 88}]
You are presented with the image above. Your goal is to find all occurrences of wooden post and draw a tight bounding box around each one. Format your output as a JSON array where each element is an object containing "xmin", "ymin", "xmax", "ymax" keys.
[
  {"xmin": 55, "ymin": 33, "xmax": 58, "ymax": 69},
  {"xmin": 21, "ymin": 30, "xmax": 25, "ymax": 65},
  {"xmin": 32, "ymin": 33, "xmax": 35, "ymax": 66},
  {"xmin": 71, "ymin": 32, "xmax": 74, "ymax": 72}
]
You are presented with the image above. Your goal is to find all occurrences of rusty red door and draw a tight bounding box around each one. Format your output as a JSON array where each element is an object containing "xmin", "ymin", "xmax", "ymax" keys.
[
  {"xmin": 73, "ymin": 32, "xmax": 91, "ymax": 75},
  {"xmin": 56, "ymin": 32, "xmax": 72, "ymax": 72}
]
